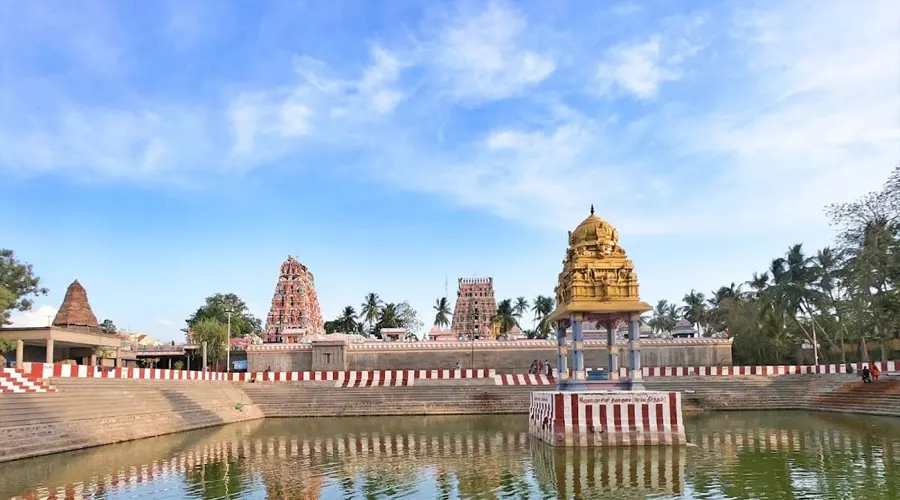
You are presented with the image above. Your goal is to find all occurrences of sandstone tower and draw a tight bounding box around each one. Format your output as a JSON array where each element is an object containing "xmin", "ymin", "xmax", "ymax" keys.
[
  {"xmin": 451, "ymin": 277, "xmax": 497, "ymax": 339},
  {"xmin": 52, "ymin": 280, "xmax": 102, "ymax": 333},
  {"xmin": 264, "ymin": 256, "xmax": 325, "ymax": 343}
]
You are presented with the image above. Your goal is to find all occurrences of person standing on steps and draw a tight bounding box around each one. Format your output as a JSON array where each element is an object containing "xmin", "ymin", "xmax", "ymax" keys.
[
  {"xmin": 862, "ymin": 365, "xmax": 872, "ymax": 383},
  {"xmin": 870, "ymin": 363, "xmax": 880, "ymax": 383},
  {"xmin": 544, "ymin": 359, "xmax": 552, "ymax": 377}
]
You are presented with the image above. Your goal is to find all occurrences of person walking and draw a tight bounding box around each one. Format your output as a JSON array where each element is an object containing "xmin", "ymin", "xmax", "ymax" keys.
[{"xmin": 870, "ymin": 363, "xmax": 881, "ymax": 383}]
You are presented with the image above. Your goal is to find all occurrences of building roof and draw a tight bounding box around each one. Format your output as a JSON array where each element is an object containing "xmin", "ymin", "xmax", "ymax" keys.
[{"xmin": 52, "ymin": 280, "xmax": 101, "ymax": 333}]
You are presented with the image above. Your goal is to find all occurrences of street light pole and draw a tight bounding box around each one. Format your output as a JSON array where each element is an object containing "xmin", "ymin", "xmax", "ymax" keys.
[
  {"xmin": 471, "ymin": 308, "xmax": 479, "ymax": 370},
  {"xmin": 226, "ymin": 308, "xmax": 233, "ymax": 373}
]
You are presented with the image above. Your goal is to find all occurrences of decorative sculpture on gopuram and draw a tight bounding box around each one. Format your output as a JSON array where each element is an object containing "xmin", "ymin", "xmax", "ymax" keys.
[{"xmin": 263, "ymin": 256, "xmax": 325, "ymax": 343}]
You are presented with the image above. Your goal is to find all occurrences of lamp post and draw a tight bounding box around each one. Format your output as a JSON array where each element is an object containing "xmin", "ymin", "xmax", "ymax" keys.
[
  {"xmin": 225, "ymin": 308, "xmax": 233, "ymax": 373},
  {"xmin": 471, "ymin": 307, "xmax": 479, "ymax": 370}
]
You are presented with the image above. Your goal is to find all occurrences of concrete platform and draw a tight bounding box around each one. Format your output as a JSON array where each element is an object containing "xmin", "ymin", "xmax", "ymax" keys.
[{"xmin": 529, "ymin": 390, "xmax": 685, "ymax": 447}]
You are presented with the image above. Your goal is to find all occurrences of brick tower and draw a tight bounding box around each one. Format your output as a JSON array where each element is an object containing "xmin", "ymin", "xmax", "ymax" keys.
[
  {"xmin": 264, "ymin": 256, "xmax": 325, "ymax": 343},
  {"xmin": 450, "ymin": 277, "xmax": 497, "ymax": 339},
  {"xmin": 52, "ymin": 280, "xmax": 102, "ymax": 333}
]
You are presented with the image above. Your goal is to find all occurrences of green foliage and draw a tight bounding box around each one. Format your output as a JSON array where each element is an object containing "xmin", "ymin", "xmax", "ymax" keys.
[
  {"xmin": 396, "ymin": 301, "xmax": 423, "ymax": 336},
  {"xmin": 191, "ymin": 318, "xmax": 228, "ymax": 364},
  {"xmin": 173, "ymin": 360, "xmax": 184, "ymax": 370},
  {"xmin": 0, "ymin": 249, "xmax": 49, "ymax": 325},
  {"xmin": 336, "ymin": 306, "xmax": 359, "ymax": 334},
  {"xmin": 360, "ymin": 293, "xmax": 383, "ymax": 333},
  {"xmin": 658, "ymin": 164, "xmax": 900, "ymax": 364},
  {"xmin": 185, "ymin": 293, "xmax": 261, "ymax": 338},
  {"xmin": 493, "ymin": 299, "xmax": 518, "ymax": 338},
  {"xmin": 0, "ymin": 337, "xmax": 16, "ymax": 355},
  {"xmin": 531, "ymin": 295, "xmax": 554, "ymax": 339},
  {"xmin": 433, "ymin": 297, "xmax": 452, "ymax": 328},
  {"xmin": 99, "ymin": 318, "xmax": 117, "ymax": 335}
]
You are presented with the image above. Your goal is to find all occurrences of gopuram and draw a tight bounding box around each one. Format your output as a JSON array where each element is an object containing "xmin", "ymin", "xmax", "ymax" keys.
[
  {"xmin": 451, "ymin": 277, "xmax": 497, "ymax": 339},
  {"xmin": 529, "ymin": 206, "xmax": 685, "ymax": 447},
  {"xmin": 263, "ymin": 256, "xmax": 325, "ymax": 343}
]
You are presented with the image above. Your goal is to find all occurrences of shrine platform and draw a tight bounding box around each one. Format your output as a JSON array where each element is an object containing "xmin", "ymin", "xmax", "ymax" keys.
[{"xmin": 529, "ymin": 390, "xmax": 685, "ymax": 447}]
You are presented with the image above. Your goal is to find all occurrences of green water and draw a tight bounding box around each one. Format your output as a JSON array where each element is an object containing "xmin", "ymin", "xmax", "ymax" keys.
[{"xmin": 1, "ymin": 411, "xmax": 899, "ymax": 499}]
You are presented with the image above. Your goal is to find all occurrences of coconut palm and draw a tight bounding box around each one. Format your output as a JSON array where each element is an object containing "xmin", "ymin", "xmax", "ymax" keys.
[
  {"xmin": 377, "ymin": 303, "xmax": 401, "ymax": 330},
  {"xmin": 492, "ymin": 299, "xmax": 518, "ymax": 338},
  {"xmin": 681, "ymin": 290, "xmax": 708, "ymax": 336},
  {"xmin": 433, "ymin": 297, "xmax": 452, "ymax": 328},
  {"xmin": 360, "ymin": 293, "xmax": 382, "ymax": 335},
  {"xmin": 513, "ymin": 297, "xmax": 529, "ymax": 319},
  {"xmin": 337, "ymin": 306, "xmax": 358, "ymax": 334},
  {"xmin": 531, "ymin": 295, "xmax": 555, "ymax": 339}
]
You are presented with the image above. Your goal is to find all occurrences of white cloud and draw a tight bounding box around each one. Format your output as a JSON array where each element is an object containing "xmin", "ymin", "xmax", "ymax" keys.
[
  {"xmin": 433, "ymin": 2, "xmax": 555, "ymax": 101},
  {"xmin": 156, "ymin": 318, "xmax": 174, "ymax": 327},
  {"xmin": 7, "ymin": 306, "xmax": 57, "ymax": 328},
  {"xmin": 596, "ymin": 38, "xmax": 680, "ymax": 99}
]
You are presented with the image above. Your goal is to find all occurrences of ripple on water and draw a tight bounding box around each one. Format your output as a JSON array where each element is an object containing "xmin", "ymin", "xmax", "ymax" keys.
[{"xmin": 3, "ymin": 412, "xmax": 900, "ymax": 500}]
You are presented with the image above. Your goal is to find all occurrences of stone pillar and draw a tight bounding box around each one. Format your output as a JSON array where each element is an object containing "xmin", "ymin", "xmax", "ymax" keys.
[
  {"xmin": 89, "ymin": 353, "xmax": 97, "ymax": 366},
  {"xmin": 556, "ymin": 324, "xmax": 569, "ymax": 381},
  {"xmin": 606, "ymin": 318, "xmax": 618, "ymax": 380},
  {"xmin": 45, "ymin": 338, "xmax": 54, "ymax": 364},
  {"xmin": 628, "ymin": 313, "xmax": 644, "ymax": 390},
  {"xmin": 572, "ymin": 314, "xmax": 585, "ymax": 381},
  {"xmin": 202, "ymin": 341, "xmax": 208, "ymax": 374},
  {"xmin": 16, "ymin": 339, "xmax": 24, "ymax": 367},
  {"xmin": 115, "ymin": 347, "xmax": 121, "ymax": 368}
]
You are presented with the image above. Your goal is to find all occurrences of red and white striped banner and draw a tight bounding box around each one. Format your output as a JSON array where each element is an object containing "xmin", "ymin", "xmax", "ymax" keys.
[
  {"xmin": 636, "ymin": 360, "xmax": 898, "ymax": 378},
  {"xmin": 0, "ymin": 368, "xmax": 56, "ymax": 394},
  {"xmin": 529, "ymin": 391, "xmax": 685, "ymax": 446},
  {"xmin": 494, "ymin": 374, "xmax": 555, "ymax": 386},
  {"xmin": 20, "ymin": 363, "xmax": 495, "ymax": 384}
]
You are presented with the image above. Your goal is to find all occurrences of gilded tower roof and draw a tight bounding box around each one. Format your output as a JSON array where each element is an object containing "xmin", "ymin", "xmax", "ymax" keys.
[
  {"xmin": 550, "ymin": 206, "xmax": 651, "ymax": 321},
  {"xmin": 52, "ymin": 280, "xmax": 102, "ymax": 333}
]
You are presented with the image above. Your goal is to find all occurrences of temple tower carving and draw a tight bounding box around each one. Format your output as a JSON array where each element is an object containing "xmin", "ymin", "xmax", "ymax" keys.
[
  {"xmin": 264, "ymin": 256, "xmax": 325, "ymax": 343},
  {"xmin": 451, "ymin": 277, "xmax": 497, "ymax": 339}
]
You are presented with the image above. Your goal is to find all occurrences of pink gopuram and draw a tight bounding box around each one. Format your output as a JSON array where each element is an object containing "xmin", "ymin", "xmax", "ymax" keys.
[
  {"xmin": 451, "ymin": 277, "xmax": 498, "ymax": 339},
  {"xmin": 264, "ymin": 256, "xmax": 325, "ymax": 343}
]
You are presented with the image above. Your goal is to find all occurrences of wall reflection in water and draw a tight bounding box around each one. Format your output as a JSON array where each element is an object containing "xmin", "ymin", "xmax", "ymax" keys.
[{"xmin": 4, "ymin": 412, "xmax": 900, "ymax": 500}]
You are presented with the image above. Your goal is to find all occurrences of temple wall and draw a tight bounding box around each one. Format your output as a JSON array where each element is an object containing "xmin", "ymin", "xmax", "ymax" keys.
[{"xmin": 247, "ymin": 341, "xmax": 733, "ymax": 373}]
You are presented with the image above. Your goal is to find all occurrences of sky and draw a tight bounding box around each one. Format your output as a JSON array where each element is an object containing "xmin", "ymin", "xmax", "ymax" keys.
[{"xmin": 2, "ymin": 0, "xmax": 899, "ymax": 342}]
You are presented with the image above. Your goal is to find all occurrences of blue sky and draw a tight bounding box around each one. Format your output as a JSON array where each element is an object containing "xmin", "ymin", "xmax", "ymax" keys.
[{"xmin": 3, "ymin": 0, "xmax": 899, "ymax": 342}]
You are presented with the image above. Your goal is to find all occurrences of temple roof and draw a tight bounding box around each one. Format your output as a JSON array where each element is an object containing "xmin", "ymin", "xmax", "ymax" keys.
[
  {"xmin": 569, "ymin": 204, "xmax": 617, "ymax": 247},
  {"xmin": 52, "ymin": 280, "xmax": 102, "ymax": 333}
]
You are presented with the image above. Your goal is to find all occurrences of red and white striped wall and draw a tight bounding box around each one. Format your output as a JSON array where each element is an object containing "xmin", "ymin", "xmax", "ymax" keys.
[
  {"xmin": 0, "ymin": 368, "xmax": 55, "ymax": 394},
  {"xmin": 19, "ymin": 363, "xmax": 494, "ymax": 384},
  {"xmin": 494, "ymin": 374, "xmax": 555, "ymax": 386},
  {"xmin": 529, "ymin": 391, "xmax": 686, "ymax": 447},
  {"xmin": 553, "ymin": 361, "xmax": 900, "ymax": 379}
]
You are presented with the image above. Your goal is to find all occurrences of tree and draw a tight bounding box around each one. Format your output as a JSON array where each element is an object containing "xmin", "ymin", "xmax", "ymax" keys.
[
  {"xmin": 433, "ymin": 297, "xmax": 452, "ymax": 328},
  {"xmin": 531, "ymin": 295, "xmax": 555, "ymax": 339},
  {"xmin": 336, "ymin": 306, "xmax": 359, "ymax": 334},
  {"xmin": 493, "ymin": 299, "xmax": 518, "ymax": 339},
  {"xmin": 375, "ymin": 303, "xmax": 401, "ymax": 337},
  {"xmin": 513, "ymin": 297, "xmax": 529, "ymax": 319},
  {"xmin": 360, "ymin": 293, "xmax": 383, "ymax": 334},
  {"xmin": 396, "ymin": 301, "xmax": 423, "ymax": 337},
  {"xmin": 681, "ymin": 290, "xmax": 708, "ymax": 336},
  {"xmin": 0, "ymin": 249, "xmax": 49, "ymax": 325},
  {"xmin": 185, "ymin": 293, "xmax": 261, "ymax": 338},
  {"xmin": 190, "ymin": 318, "xmax": 228, "ymax": 367},
  {"xmin": 99, "ymin": 319, "xmax": 117, "ymax": 335}
]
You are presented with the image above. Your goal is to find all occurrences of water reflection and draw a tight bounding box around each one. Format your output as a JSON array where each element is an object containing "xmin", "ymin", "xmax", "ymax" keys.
[{"xmin": 2, "ymin": 412, "xmax": 899, "ymax": 499}]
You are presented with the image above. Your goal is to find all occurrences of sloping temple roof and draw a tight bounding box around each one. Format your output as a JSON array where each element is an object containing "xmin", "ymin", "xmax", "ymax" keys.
[{"xmin": 52, "ymin": 280, "xmax": 102, "ymax": 333}]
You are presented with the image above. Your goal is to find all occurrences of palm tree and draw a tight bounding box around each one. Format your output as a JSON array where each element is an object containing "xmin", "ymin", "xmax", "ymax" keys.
[
  {"xmin": 377, "ymin": 303, "xmax": 401, "ymax": 330},
  {"xmin": 433, "ymin": 297, "xmax": 452, "ymax": 328},
  {"xmin": 360, "ymin": 293, "xmax": 382, "ymax": 335},
  {"xmin": 649, "ymin": 299, "xmax": 670, "ymax": 335},
  {"xmin": 513, "ymin": 297, "xmax": 529, "ymax": 319},
  {"xmin": 681, "ymin": 290, "xmax": 708, "ymax": 336},
  {"xmin": 492, "ymin": 299, "xmax": 518, "ymax": 338},
  {"xmin": 337, "ymin": 306, "xmax": 358, "ymax": 334},
  {"xmin": 531, "ymin": 295, "xmax": 555, "ymax": 339}
]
